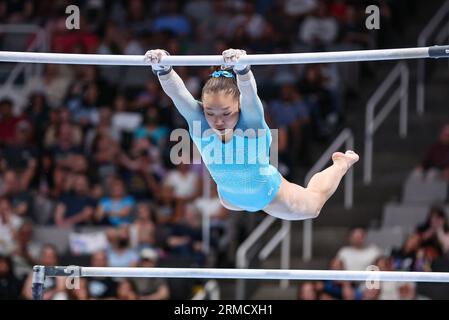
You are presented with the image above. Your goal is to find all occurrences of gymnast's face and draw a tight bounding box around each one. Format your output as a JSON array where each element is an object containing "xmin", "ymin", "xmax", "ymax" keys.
[{"xmin": 202, "ymin": 92, "xmax": 240, "ymax": 136}]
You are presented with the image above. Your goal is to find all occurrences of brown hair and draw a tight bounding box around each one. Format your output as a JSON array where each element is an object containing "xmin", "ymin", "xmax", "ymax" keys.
[{"xmin": 201, "ymin": 68, "xmax": 240, "ymax": 101}]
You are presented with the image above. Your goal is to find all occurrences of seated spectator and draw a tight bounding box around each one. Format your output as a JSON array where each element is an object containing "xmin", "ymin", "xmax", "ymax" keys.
[
  {"xmin": 152, "ymin": 1, "xmax": 192, "ymax": 37},
  {"xmin": 129, "ymin": 202, "xmax": 157, "ymax": 251},
  {"xmin": 374, "ymin": 255, "xmax": 414, "ymax": 300},
  {"xmin": 391, "ymin": 233, "xmax": 421, "ymax": 271},
  {"xmin": 131, "ymin": 79, "xmax": 161, "ymax": 113},
  {"xmin": 91, "ymin": 135, "xmax": 122, "ymax": 185},
  {"xmin": 163, "ymin": 162, "xmax": 201, "ymax": 222},
  {"xmin": 298, "ymin": 64, "xmax": 340, "ymax": 139},
  {"xmin": 415, "ymin": 206, "xmax": 449, "ymax": 259},
  {"xmin": 96, "ymin": 21, "xmax": 126, "ymax": 55},
  {"xmin": 336, "ymin": 227, "xmax": 382, "ymax": 271},
  {"xmin": 0, "ymin": 0, "xmax": 34, "ymax": 23},
  {"xmin": 267, "ymin": 84, "xmax": 310, "ymax": 129},
  {"xmin": 0, "ymin": 170, "xmax": 33, "ymax": 219},
  {"xmin": 22, "ymin": 244, "xmax": 67, "ymax": 300},
  {"xmin": 165, "ymin": 204, "xmax": 205, "ymax": 266},
  {"xmin": 54, "ymin": 174, "xmax": 96, "ymax": 228},
  {"xmin": 67, "ymin": 83, "xmax": 100, "ymax": 127},
  {"xmin": 227, "ymin": 2, "xmax": 267, "ymax": 41},
  {"xmin": 297, "ymin": 281, "xmax": 319, "ymax": 300},
  {"xmin": 0, "ymin": 99, "xmax": 29, "ymax": 145},
  {"xmin": 131, "ymin": 248, "xmax": 170, "ymax": 300},
  {"xmin": 155, "ymin": 186, "xmax": 176, "ymax": 224},
  {"xmin": 339, "ymin": 4, "xmax": 374, "ymax": 49},
  {"xmin": 86, "ymin": 250, "xmax": 118, "ymax": 299},
  {"xmin": 0, "ymin": 196, "xmax": 23, "ymax": 255},
  {"xmin": 0, "ymin": 255, "xmax": 22, "ymax": 299},
  {"xmin": 25, "ymin": 92, "xmax": 50, "ymax": 148},
  {"xmin": 25, "ymin": 64, "xmax": 72, "ymax": 109},
  {"xmin": 95, "ymin": 178, "xmax": 135, "ymax": 226},
  {"xmin": 1, "ymin": 120, "xmax": 37, "ymax": 174},
  {"xmin": 362, "ymin": 285, "xmax": 380, "ymax": 300},
  {"xmin": 298, "ymin": 0, "xmax": 338, "ymax": 49},
  {"xmin": 316, "ymin": 257, "xmax": 362, "ymax": 300},
  {"xmin": 267, "ymin": 84, "xmax": 310, "ymax": 166},
  {"xmin": 84, "ymin": 107, "xmax": 120, "ymax": 154},
  {"xmin": 115, "ymin": 279, "xmax": 139, "ymax": 300},
  {"xmin": 11, "ymin": 221, "xmax": 39, "ymax": 281},
  {"xmin": 413, "ymin": 123, "xmax": 449, "ymax": 181},
  {"xmin": 43, "ymin": 109, "xmax": 83, "ymax": 150},
  {"xmin": 105, "ymin": 227, "xmax": 139, "ymax": 267},
  {"xmin": 120, "ymin": 137, "xmax": 161, "ymax": 201},
  {"xmin": 133, "ymin": 108, "xmax": 169, "ymax": 148},
  {"xmin": 47, "ymin": 164, "xmax": 73, "ymax": 200},
  {"xmin": 48, "ymin": 122, "xmax": 83, "ymax": 167},
  {"xmin": 193, "ymin": 179, "xmax": 229, "ymax": 253}
]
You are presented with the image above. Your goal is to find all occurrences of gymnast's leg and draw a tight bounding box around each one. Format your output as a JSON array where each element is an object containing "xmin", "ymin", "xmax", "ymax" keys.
[{"xmin": 264, "ymin": 151, "xmax": 359, "ymax": 220}]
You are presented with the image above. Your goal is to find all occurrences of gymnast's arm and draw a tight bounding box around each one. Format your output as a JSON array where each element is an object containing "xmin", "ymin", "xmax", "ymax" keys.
[
  {"xmin": 145, "ymin": 49, "xmax": 203, "ymax": 125},
  {"xmin": 157, "ymin": 69, "xmax": 204, "ymax": 125},
  {"xmin": 236, "ymin": 69, "xmax": 266, "ymax": 130}
]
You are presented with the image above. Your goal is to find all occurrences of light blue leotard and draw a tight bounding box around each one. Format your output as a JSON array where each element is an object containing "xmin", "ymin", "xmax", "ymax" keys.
[{"xmin": 158, "ymin": 70, "xmax": 281, "ymax": 212}]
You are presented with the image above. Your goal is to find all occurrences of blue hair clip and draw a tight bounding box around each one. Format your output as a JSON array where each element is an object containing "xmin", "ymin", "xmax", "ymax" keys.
[{"xmin": 211, "ymin": 70, "xmax": 235, "ymax": 78}]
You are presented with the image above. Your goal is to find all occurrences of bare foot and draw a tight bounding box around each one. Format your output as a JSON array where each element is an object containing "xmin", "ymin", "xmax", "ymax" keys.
[{"xmin": 332, "ymin": 150, "xmax": 359, "ymax": 171}]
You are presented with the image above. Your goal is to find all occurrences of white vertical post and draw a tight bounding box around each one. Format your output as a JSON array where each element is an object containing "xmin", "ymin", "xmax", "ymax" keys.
[
  {"xmin": 344, "ymin": 134, "xmax": 354, "ymax": 209},
  {"xmin": 302, "ymin": 219, "xmax": 312, "ymax": 261},
  {"xmin": 400, "ymin": 63, "xmax": 409, "ymax": 138},
  {"xmin": 364, "ymin": 102, "xmax": 374, "ymax": 185},
  {"xmin": 416, "ymin": 59, "xmax": 425, "ymax": 116},
  {"xmin": 280, "ymin": 220, "xmax": 291, "ymax": 288},
  {"xmin": 202, "ymin": 165, "xmax": 211, "ymax": 254}
]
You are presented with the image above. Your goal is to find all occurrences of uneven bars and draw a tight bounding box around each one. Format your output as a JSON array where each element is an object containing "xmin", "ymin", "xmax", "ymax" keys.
[
  {"xmin": 32, "ymin": 265, "xmax": 449, "ymax": 299},
  {"xmin": 37, "ymin": 265, "xmax": 449, "ymax": 282},
  {"xmin": 2, "ymin": 45, "xmax": 449, "ymax": 66}
]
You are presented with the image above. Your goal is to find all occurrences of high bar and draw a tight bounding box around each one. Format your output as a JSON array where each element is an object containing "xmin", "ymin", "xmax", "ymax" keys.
[
  {"xmin": 1, "ymin": 45, "xmax": 449, "ymax": 66},
  {"xmin": 38, "ymin": 266, "xmax": 449, "ymax": 282}
]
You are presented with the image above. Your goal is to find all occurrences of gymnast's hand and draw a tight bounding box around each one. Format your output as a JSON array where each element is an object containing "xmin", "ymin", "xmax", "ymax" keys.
[
  {"xmin": 144, "ymin": 49, "xmax": 172, "ymax": 75},
  {"xmin": 222, "ymin": 48, "xmax": 250, "ymax": 74}
]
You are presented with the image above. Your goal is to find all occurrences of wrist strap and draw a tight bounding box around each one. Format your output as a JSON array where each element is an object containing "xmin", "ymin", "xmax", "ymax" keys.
[
  {"xmin": 235, "ymin": 65, "xmax": 251, "ymax": 75},
  {"xmin": 152, "ymin": 66, "xmax": 173, "ymax": 76}
]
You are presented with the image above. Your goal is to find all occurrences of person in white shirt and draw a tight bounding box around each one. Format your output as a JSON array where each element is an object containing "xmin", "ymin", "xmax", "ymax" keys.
[
  {"xmin": 298, "ymin": 0, "xmax": 338, "ymax": 47},
  {"xmin": 163, "ymin": 162, "xmax": 201, "ymax": 201},
  {"xmin": 336, "ymin": 227, "xmax": 382, "ymax": 271},
  {"xmin": 163, "ymin": 162, "xmax": 201, "ymax": 222},
  {"xmin": 0, "ymin": 196, "xmax": 23, "ymax": 255}
]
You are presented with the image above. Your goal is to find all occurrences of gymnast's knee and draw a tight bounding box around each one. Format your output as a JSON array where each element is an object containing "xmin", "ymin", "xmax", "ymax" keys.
[
  {"xmin": 302, "ymin": 194, "xmax": 326, "ymax": 219},
  {"xmin": 286, "ymin": 203, "xmax": 322, "ymax": 220},
  {"xmin": 304, "ymin": 206, "xmax": 321, "ymax": 219}
]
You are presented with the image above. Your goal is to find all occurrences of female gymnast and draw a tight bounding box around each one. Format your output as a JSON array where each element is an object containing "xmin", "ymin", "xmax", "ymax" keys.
[{"xmin": 144, "ymin": 48, "xmax": 359, "ymax": 221}]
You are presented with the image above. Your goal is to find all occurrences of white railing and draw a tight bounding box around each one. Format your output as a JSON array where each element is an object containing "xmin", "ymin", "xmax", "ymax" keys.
[
  {"xmin": 235, "ymin": 216, "xmax": 290, "ymax": 299},
  {"xmin": 0, "ymin": 24, "xmax": 48, "ymax": 87},
  {"xmin": 302, "ymin": 128, "xmax": 355, "ymax": 261},
  {"xmin": 417, "ymin": 0, "xmax": 449, "ymax": 115},
  {"xmin": 364, "ymin": 62, "xmax": 409, "ymax": 184},
  {"xmin": 201, "ymin": 167, "xmax": 212, "ymax": 254}
]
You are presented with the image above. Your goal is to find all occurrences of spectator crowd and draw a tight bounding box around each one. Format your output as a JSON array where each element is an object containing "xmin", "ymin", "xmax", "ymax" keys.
[{"xmin": 0, "ymin": 0, "xmax": 419, "ymax": 299}]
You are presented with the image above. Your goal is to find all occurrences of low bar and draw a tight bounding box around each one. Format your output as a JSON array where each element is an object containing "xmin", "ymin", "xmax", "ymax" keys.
[{"xmin": 36, "ymin": 266, "xmax": 449, "ymax": 283}]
